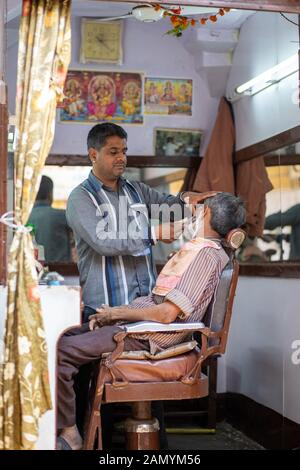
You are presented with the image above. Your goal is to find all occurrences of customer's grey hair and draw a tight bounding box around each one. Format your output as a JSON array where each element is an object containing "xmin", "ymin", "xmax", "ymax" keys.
[{"xmin": 204, "ymin": 192, "xmax": 246, "ymax": 236}]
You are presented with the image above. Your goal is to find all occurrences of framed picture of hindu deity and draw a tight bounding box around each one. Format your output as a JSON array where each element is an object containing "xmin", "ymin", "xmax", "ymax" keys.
[
  {"xmin": 144, "ymin": 77, "xmax": 192, "ymax": 115},
  {"xmin": 58, "ymin": 70, "xmax": 143, "ymax": 124}
]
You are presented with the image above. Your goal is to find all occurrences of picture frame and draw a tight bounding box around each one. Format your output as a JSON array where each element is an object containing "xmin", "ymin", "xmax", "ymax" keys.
[
  {"xmin": 145, "ymin": 77, "xmax": 192, "ymax": 115},
  {"xmin": 154, "ymin": 128, "xmax": 203, "ymax": 157},
  {"xmin": 58, "ymin": 70, "xmax": 143, "ymax": 125},
  {"xmin": 80, "ymin": 18, "xmax": 123, "ymax": 65}
]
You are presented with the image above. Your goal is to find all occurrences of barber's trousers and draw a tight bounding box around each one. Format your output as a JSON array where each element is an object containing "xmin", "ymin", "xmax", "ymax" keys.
[{"xmin": 57, "ymin": 323, "xmax": 147, "ymax": 429}]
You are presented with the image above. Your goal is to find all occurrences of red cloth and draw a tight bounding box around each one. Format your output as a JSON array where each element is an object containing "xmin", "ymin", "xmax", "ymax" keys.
[
  {"xmin": 236, "ymin": 157, "xmax": 273, "ymax": 237},
  {"xmin": 193, "ymin": 98, "xmax": 235, "ymax": 194}
]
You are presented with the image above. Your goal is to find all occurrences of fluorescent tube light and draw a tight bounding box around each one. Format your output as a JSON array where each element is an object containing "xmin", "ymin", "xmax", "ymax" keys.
[{"xmin": 236, "ymin": 54, "xmax": 299, "ymax": 95}]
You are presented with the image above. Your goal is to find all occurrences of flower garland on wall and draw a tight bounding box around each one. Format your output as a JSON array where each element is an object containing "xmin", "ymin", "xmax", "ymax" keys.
[{"xmin": 154, "ymin": 4, "xmax": 231, "ymax": 37}]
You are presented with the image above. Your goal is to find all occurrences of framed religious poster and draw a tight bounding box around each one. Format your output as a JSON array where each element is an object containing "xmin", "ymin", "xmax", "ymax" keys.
[
  {"xmin": 58, "ymin": 70, "xmax": 143, "ymax": 124},
  {"xmin": 144, "ymin": 77, "xmax": 192, "ymax": 115}
]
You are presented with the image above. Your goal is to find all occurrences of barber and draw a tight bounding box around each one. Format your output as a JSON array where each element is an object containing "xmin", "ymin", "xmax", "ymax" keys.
[
  {"xmin": 66, "ymin": 123, "xmax": 213, "ymax": 447},
  {"xmin": 67, "ymin": 123, "xmax": 214, "ymax": 322}
]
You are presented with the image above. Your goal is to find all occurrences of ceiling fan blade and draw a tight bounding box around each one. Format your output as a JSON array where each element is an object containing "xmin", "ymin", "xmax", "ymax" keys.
[{"xmin": 96, "ymin": 13, "xmax": 133, "ymax": 22}]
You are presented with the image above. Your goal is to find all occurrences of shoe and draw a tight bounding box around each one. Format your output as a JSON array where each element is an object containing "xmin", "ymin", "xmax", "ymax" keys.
[{"xmin": 56, "ymin": 435, "xmax": 73, "ymax": 450}]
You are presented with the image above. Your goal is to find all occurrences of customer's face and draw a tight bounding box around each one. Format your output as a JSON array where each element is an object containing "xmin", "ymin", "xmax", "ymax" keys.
[{"xmin": 90, "ymin": 135, "xmax": 127, "ymax": 180}]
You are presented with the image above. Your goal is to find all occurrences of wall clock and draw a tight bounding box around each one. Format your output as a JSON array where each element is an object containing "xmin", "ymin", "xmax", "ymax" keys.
[{"xmin": 80, "ymin": 18, "xmax": 123, "ymax": 64}]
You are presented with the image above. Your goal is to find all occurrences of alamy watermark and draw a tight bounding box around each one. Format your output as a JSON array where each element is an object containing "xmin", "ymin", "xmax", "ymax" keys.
[
  {"xmin": 94, "ymin": 198, "xmax": 204, "ymax": 241},
  {"xmin": 291, "ymin": 339, "xmax": 300, "ymax": 365}
]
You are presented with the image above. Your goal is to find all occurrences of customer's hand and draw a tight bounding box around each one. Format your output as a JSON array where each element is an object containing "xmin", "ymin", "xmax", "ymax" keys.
[{"xmin": 89, "ymin": 305, "xmax": 112, "ymax": 330}]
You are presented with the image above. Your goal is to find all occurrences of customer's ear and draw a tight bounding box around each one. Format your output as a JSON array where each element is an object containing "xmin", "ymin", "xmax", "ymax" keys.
[
  {"xmin": 203, "ymin": 205, "xmax": 209, "ymax": 216},
  {"xmin": 203, "ymin": 205, "xmax": 212, "ymax": 221}
]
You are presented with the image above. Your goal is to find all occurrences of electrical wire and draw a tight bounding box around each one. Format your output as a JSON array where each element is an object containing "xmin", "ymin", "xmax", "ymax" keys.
[{"xmin": 280, "ymin": 12, "xmax": 299, "ymax": 27}]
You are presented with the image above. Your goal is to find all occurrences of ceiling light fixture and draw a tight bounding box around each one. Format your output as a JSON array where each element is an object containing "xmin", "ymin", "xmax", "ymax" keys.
[{"xmin": 236, "ymin": 54, "xmax": 299, "ymax": 96}]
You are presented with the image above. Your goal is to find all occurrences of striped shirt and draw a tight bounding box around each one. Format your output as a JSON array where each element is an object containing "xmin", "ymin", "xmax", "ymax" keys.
[
  {"xmin": 129, "ymin": 246, "xmax": 228, "ymax": 354},
  {"xmin": 66, "ymin": 171, "xmax": 185, "ymax": 310}
]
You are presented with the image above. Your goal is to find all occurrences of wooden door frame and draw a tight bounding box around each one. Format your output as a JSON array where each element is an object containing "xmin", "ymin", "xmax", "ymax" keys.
[{"xmin": 0, "ymin": 101, "xmax": 8, "ymax": 285}]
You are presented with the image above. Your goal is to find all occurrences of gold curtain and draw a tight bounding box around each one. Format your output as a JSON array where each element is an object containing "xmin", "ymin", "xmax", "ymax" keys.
[{"xmin": 0, "ymin": 0, "xmax": 71, "ymax": 450}]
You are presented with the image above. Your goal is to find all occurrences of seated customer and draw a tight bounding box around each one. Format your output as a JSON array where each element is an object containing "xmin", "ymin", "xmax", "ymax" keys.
[
  {"xmin": 29, "ymin": 175, "xmax": 72, "ymax": 263},
  {"xmin": 57, "ymin": 192, "xmax": 246, "ymax": 450}
]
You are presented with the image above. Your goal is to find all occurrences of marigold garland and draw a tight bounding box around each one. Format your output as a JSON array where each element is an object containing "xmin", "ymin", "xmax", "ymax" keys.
[{"xmin": 154, "ymin": 4, "xmax": 231, "ymax": 37}]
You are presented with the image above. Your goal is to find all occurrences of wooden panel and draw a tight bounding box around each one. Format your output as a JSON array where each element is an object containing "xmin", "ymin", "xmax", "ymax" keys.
[
  {"xmin": 0, "ymin": 102, "xmax": 8, "ymax": 285},
  {"xmin": 226, "ymin": 392, "xmax": 300, "ymax": 449},
  {"xmin": 239, "ymin": 262, "xmax": 300, "ymax": 278},
  {"xmin": 235, "ymin": 125, "xmax": 300, "ymax": 164},
  {"xmin": 159, "ymin": 262, "xmax": 300, "ymax": 279},
  {"xmin": 264, "ymin": 154, "xmax": 300, "ymax": 166},
  {"xmin": 105, "ymin": 0, "xmax": 300, "ymax": 13},
  {"xmin": 127, "ymin": 156, "xmax": 201, "ymax": 168},
  {"xmin": 46, "ymin": 150, "xmax": 299, "ymax": 169},
  {"xmin": 48, "ymin": 261, "xmax": 300, "ymax": 279},
  {"xmin": 46, "ymin": 154, "xmax": 202, "ymax": 169}
]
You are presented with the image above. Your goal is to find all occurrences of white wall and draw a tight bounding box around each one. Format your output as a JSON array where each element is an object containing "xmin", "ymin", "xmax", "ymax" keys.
[
  {"xmin": 224, "ymin": 276, "xmax": 300, "ymax": 424},
  {"xmin": 227, "ymin": 12, "xmax": 300, "ymax": 150},
  {"xmin": 7, "ymin": 17, "xmax": 219, "ymax": 156}
]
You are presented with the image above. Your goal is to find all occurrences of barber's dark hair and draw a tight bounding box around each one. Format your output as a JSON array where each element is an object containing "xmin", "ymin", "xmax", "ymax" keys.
[
  {"xmin": 87, "ymin": 123, "xmax": 127, "ymax": 151},
  {"xmin": 204, "ymin": 192, "xmax": 246, "ymax": 236},
  {"xmin": 36, "ymin": 175, "xmax": 53, "ymax": 201}
]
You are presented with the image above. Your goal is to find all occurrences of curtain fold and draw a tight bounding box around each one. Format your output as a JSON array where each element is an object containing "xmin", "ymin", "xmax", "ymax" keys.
[
  {"xmin": 193, "ymin": 97, "xmax": 235, "ymax": 194},
  {"xmin": 0, "ymin": 0, "xmax": 71, "ymax": 450},
  {"xmin": 235, "ymin": 156, "xmax": 273, "ymax": 237}
]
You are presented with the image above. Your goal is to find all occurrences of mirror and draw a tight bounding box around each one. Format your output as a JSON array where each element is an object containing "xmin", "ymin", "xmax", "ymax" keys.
[
  {"xmin": 263, "ymin": 146, "xmax": 300, "ymax": 262},
  {"xmin": 236, "ymin": 140, "xmax": 300, "ymax": 265},
  {"xmin": 39, "ymin": 164, "xmax": 188, "ymax": 264},
  {"xmin": 224, "ymin": 8, "xmax": 300, "ymax": 267}
]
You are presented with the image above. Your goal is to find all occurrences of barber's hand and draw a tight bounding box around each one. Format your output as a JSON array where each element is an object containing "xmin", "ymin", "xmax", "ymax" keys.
[
  {"xmin": 182, "ymin": 191, "xmax": 220, "ymax": 214},
  {"xmin": 89, "ymin": 305, "xmax": 112, "ymax": 330},
  {"xmin": 155, "ymin": 219, "xmax": 186, "ymax": 243}
]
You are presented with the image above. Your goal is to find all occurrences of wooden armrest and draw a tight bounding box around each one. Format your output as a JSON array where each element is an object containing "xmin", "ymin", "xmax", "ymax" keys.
[{"xmin": 123, "ymin": 321, "xmax": 205, "ymax": 334}]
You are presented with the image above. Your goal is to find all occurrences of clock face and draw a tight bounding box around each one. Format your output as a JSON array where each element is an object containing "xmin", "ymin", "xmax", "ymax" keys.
[{"xmin": 80, "ymin": 19, "xmax": 123, "ymax": 64}]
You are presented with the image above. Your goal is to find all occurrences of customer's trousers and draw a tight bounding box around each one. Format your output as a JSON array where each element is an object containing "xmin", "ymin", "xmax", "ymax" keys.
[{"xmin": 57, "ymin": 323, "xmax": 147, "ymax": 428}]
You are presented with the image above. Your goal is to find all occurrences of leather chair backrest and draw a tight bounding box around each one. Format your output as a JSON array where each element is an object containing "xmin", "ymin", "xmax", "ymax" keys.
[{"xmin": 202, "ymin": 260, "xmax": 233, "ymax": 346}]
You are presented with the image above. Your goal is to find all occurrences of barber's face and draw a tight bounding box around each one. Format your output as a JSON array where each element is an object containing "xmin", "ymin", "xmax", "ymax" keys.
[{"xmin": 89, "ymin": 136, "xmax": 127, "ymax": 180}]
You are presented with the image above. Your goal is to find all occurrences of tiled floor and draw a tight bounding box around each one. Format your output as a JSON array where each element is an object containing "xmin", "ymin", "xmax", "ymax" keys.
[
  {"xmin": 166, "ymin": 422, "xmax": 264, "ymax": 450},
  {"xmin": 112, "ymin": 420, "xmax": 264, "ymax": 450}
]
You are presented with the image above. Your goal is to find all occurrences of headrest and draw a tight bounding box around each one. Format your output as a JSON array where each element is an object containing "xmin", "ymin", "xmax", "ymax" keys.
[{"xmin": 223, "ymin": 228, "xmax": 246, "ymax": 250}]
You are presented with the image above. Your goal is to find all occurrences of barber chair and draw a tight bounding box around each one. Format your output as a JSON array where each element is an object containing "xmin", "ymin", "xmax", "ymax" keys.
[{"xmin": 83, "ymin": 228, "xmax": 245, "ymax": 450}]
